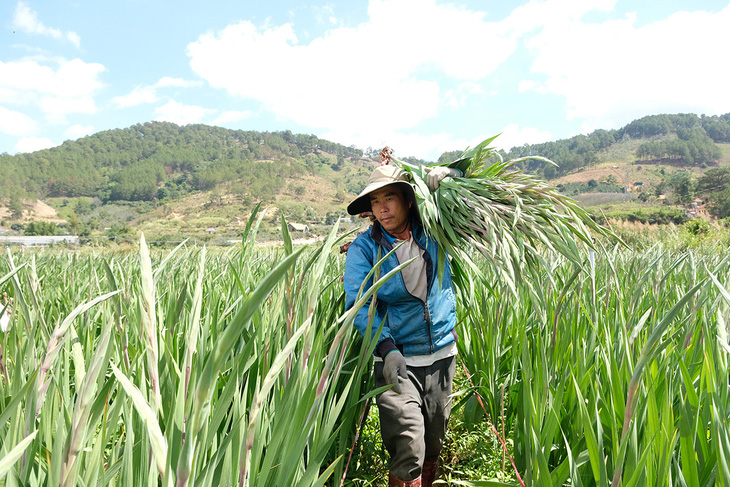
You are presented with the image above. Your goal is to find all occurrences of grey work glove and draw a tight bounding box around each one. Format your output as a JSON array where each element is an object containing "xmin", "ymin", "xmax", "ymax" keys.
[
  {"xmin": 425, "ymin": 166, "xmax": 461, "ymax": 191},
  {"xmin": 383, "ymin": 350, "xmax": 408, "ymax": 394}
]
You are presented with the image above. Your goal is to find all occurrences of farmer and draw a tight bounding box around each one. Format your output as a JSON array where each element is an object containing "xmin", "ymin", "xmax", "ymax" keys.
[{"xmin": 343, "ymin": 163, "xmax": 461, "ymax": 487}]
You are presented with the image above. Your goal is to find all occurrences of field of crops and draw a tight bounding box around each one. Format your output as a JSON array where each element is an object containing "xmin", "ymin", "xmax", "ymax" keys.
[{"xmin": 1, "ymin": 220, "xmax": 730, "ymax": 486}]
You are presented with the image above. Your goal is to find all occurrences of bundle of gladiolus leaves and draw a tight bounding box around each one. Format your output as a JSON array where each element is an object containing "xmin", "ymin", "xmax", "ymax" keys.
[{"xmin": 387, "ymin": 135, "xmax": 619, "ymax": 292}]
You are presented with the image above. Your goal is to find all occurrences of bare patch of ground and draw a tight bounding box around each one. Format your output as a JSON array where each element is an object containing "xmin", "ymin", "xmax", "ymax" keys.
[
  {"xmin": 0, "ymin": 199, "xmax": 67, "ymax": 223},
  {"xmin": 552, "ymin": 166, "xmax": 628, "ymax": 185}
]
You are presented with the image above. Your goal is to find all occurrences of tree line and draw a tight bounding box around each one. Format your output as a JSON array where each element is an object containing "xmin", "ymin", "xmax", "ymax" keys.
[
  {"xmin": 505, "ymin": 113, "xmax": 730, "ymax": 178},
  {"xmin": 2, "ymin": 113, "xmax": 729, "ymax": 218},
  {"xmin": 0, "ymin": 122, "xmax": 364, "ymax": 204}
]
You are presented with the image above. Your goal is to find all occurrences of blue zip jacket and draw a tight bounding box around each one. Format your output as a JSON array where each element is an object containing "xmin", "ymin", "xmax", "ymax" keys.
[{"xmin": 344, "ymin": 218, "xmax": 458, "ymax": 358}]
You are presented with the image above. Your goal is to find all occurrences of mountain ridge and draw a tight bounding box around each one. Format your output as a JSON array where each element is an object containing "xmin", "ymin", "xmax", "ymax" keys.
[{"xmin": 2, "ymin": 112, "xmax": 729, "ymax": 241}]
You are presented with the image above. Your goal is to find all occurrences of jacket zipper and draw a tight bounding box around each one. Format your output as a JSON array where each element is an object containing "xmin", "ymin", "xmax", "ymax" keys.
[
  {"xmin": 423, "ymin": 300, "xmax": 434, "ymax": 354},
  {"xmin": 415, "ymin": 233, "xmax": 435, "ymax": 354},
  {"xmin": 403, "ymin": 235, "xmax": 434, "ymax": 354},
  {"xmin": 376, "ymin": 224, "xmax": 435, "ymax": 354},
  {"xmin": 396, "ymin": 260, "xmax": 434, "ymax": 354}
]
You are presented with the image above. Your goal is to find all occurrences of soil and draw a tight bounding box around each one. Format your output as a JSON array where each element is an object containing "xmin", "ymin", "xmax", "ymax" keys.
[
  {"xmin": 0, "ymin": 199, "xmax": 66, "ymax": 223},
  {"xmin": 552, "ymin": 166, "xmax": 627, "ymax": 185}
]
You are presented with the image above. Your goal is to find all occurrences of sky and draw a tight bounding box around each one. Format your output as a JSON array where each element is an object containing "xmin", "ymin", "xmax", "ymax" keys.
[{"xmin": 1, "ymin": 0, "xmax": 729, "ymax": 161}]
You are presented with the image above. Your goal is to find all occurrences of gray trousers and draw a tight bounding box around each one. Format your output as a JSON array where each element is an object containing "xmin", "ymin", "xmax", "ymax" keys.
[{"xmin": 374, "ymin": 355, "xmax": 455, "ymax": 481}]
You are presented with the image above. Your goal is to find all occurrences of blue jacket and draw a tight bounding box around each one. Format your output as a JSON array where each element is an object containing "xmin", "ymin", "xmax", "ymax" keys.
[{"xmin": 344, "ymin": 219, "xmax": 458, "ymax": 358}]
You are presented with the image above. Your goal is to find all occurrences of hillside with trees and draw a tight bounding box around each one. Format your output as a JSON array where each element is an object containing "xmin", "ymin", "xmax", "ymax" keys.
[
  {"xmin": 507, "ymin": 113, "xmax": 730, "ymax": 179},
  {"xmin": 0, "ymin": 122, "xmax": 365, "ymax": 202},
  {"xmin": 0, "ymin": 122, "xmax": 377, "ymax": 242},
  {"xmin": 503, "ymin": 113, "xmax": 730, "ymax": 226},
  {"xmin": 1, "ymin": 112, "xmax": 730, "ymax": 243}
]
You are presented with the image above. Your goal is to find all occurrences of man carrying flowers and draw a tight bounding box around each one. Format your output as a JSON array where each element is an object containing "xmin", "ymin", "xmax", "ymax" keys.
[{"xmin": 343, "ymin": 163, "xmax": 461, "ymax": 486}]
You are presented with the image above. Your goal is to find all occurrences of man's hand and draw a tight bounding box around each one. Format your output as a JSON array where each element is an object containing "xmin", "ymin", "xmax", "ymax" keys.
[
  {"xmin": 383, "ymin": 350, "xmax": 408, "ymax": 394},
  {"xmin": 425, "ymin": 166, "xmax": 461, "ymax": 191}
]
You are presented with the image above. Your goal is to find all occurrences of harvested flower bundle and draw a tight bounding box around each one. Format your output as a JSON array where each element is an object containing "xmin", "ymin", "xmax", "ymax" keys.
[{"xmin": 386, "ymin": 135, "xmax": 617, "ymax": 291}]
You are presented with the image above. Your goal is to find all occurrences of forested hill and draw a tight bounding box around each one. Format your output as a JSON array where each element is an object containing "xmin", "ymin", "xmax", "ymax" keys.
[
  {"xmin": 3, "ymin": 113, "xmax": 729, "ymax": 204},
  {"xmin": 0, "ymin": 122, "xmax": 369, "ymax": 202},
  {"xmin": 505, "ymin": 112, "xmax": 730, "ymax": 179},
  {"xmin": 2, "ymin": 113, "xmax": 730, "ymax": 241}
]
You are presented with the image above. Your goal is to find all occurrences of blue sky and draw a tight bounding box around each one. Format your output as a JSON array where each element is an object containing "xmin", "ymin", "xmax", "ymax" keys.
[{"xmin": 1, "ymin": 0, "xmax": 729, "ymax": 161}]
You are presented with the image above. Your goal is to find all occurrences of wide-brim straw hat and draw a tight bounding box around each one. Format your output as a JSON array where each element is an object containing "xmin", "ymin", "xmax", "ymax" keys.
[{"xmin": 346, "ymin": 165, "xmax": 417, "ymax": 216}]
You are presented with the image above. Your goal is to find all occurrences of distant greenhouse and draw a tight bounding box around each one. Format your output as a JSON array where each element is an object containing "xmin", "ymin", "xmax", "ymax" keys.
[{"xmin": 0, "ymin": 235, "xmax": 79, "ymax": 247}]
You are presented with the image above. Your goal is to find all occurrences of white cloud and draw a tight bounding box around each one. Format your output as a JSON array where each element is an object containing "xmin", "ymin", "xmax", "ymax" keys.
[
  {"xmin": 64, "ymin": 124, "xmax": 94, "ymax": 140},
  {"xmin": 114, "ymin": 77, "xmax": 200, "ymax": 108},
  {"xmin": 41, "ymin": 96, "xmax": 97, "ymax": 124},
  {"xmin": 186, "ymin": 0, "xmax": 521, "ymax": 147},
  {"xmin": 154, "ymin": 100, "xmax": 217, "ymax": 125},
  {"xmin": 113, "ymin": 86, "xmax": 158, "ymax": 108},
  {"xmin": 518, "ymin": 79, "xmax": 545, "ymax": 94},
  {"xmin": 496, "ymin": 124, "xmax": 553, "ymax": 152},
  {"xmin": 0, "ymin": 57, "xmax": 105, "ymax": 122},
  {"xmin": 310, "ymin": 5, "xmax": 339, "ymax": 25},
  {"xmin": 521, "ymin": 2, "xmax": 730, "ymax": 129},
  {"xmin": 12, "ymin": 2, "xmax": 81, "ymax": 48},
  {"xmin": 388, "ymin": 132, "xmax": 471, "ymax": 161},
  {"xmin": 504, "ymin": 0, "xmax": 618, "ymax": 35},
  {"xmin": 156, "ymin": 77, "xmax": 200, "ymax": 88},
  {"xmin": 184, "ymin": 0, "xmax": 636, "ymax": 159},
  {"xmin": 14, "ymin": 136, "xmax": 57, "ymax": 154},
  {"xmin": 211, "ymin": 110, "xmax": 254, "ymax": 125},
  {"xmin": 0, "ymin": 106, "xmax": 37, "ymax": 136},
  {"xmin": 66, "ymin": 32, "xmax": 81, "ymax": 47},
  {"xmin": 323, "ymin": 127, "xmax": 471, "ymax": 162},
  {"xmin": 443, "ymin": 82, "xmax": 487, "ymax": 109}
]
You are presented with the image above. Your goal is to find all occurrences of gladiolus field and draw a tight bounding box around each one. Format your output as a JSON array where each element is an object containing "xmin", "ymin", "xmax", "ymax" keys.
[{"xmin": 1, "ymin": 217, "xmax": 730, "ymax": 486}]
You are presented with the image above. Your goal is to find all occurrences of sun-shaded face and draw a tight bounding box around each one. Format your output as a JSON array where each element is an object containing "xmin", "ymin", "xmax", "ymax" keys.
[{"xmin": 369, "ymin": 184, "xmax": 412, "ymax": 238}]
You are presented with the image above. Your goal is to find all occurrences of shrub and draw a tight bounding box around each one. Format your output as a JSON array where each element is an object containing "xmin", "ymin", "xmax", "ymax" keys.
[
  {"xmin": 23, "ymin": 220, "xmax": 57, "ymax": 236},
  {"xmin": 684, "ymin": 218, "xmax": 711, "ymax": 236}
]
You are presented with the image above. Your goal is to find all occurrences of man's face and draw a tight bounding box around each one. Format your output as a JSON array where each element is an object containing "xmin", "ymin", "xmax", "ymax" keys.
[{"xmin": 369, "ymin": 185, "xmax": 411, "ymax": 235}]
